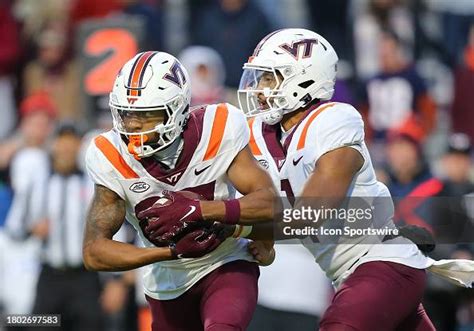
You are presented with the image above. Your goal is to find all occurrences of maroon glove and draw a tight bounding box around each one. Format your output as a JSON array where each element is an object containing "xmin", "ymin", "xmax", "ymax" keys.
[
  {"xmin": 137, "ymin": 191, "xmax": 212, "ymax": 245},
  {"xmin": 170, "ymin": 227, "xmax": 222, "ymax": 259},
  {"xmin": 138, "ymin": 217, "xmax": 169, "ymax": 247}
]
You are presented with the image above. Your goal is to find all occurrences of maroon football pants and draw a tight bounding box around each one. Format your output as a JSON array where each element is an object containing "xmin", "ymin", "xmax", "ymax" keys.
[
  {"xmin": 319, "ymin": 261, "xmax": 435, "ymax": 331},
  {"xmin": 146, "ymin": 260, "xmax": 259, "ymax": 331}
]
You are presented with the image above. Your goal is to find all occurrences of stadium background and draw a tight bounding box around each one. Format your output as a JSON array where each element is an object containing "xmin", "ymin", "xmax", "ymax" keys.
[{"xmin": 0, "ymin": 0, "xmax": 473, "ymax": 330}]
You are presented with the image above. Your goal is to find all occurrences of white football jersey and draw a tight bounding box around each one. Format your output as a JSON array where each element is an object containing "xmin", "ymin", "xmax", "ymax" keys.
[
  {"xmin": 85, "ymin": 103, "xmax": 254, "ymax": 300},
  {"xmin": 252, "ymin": 102, "xmax": 432, "ymax": 287},
  {"xmin": 248, "ymin": 114, "xmax": 331, "ymax": 317},
  {"xmin": 247, "ymin": 117, "xmax": 284, "ymax": 192}
]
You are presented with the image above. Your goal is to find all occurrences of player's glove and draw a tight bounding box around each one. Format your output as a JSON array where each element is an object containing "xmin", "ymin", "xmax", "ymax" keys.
[
  {"xmin": 383, "ymin": 225, "xmax": 436, "ymax": 254},
  {"xmin": 398, "ymin": 225, "xmax": 436, "ymax": 254},
  {"xmin": 137, "ymin": 191, "xmax": 212, "ymax": 245},
  {"xmin": 170, "ymin": 227, "xmax": 223, "ymax": 259},
  {"xmin": 138, "ymin": 216, "xmax": 171, "ymax": 247}
]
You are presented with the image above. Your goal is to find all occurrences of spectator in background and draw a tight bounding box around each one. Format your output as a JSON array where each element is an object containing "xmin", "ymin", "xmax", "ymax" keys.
[
  {"xmin": 23, "ymin": 22, "xmax": 81, "ymax": 121},
  {"xmin": 254, "ymin": 0, "xmax": 284, "ymax": 28},
  {"xmin": 27, "ymin": 124, "xmax": 124, "ymax": 331},
  {"xmin": 361, "ymin": 30, "xmax": 436, "ymax": 161},
  {"xmin": 3, "ymin": 92, "xmax": 57, "ymax": 236},
  {"xmin": 386, "ymin": 125, "xmax": 442, "ymax": 198},
  {"xmin": 0, "ymin": 91, "xmax": 56, "ymax": 184},
  {"xmin": 384, "ymin": 124, "xmax": 442, "ymax": 224},
  {"xmin": 121, "ymin": 0, "xmax": 164, "ymax": 51},
  {"xmin": 69, "ymin": 0, "xmax": 123, "ymax": 27},
  {"xmin": 434, "ymin": 132, "xmax": 474, "ymax": 257},
  {"xmin": 452, "ymin": 25, "xmax": 474, "ymax": 142},
  {"xmin": 383, "ymin": 125, "xmax": 453, "ymax": 331},
  {"xmin": 307, "ymin": 0, "xmax": 351, "ymax": 61},
  {"xmin": 305, "ymin": 0, "xmax": 356, "ymax": 107},
  {"xmin": 179, "ymin": 46, "xmax": 227, "ymax": 106},
  {"xmin": 1, "ymin": 92, "xmax": 57, "ymax": 316},
  {"xmin": 190, "ymin": 0, "xmax": 272, "ymax": 88},
  {"xmin": 0, "ymin": 0, "xmax": 21, "ymax": 139},
  {"xmin": 13, "ymin": 0, "xmax": 70, "ymax": 44},
  {"xmin": 429, "ymin": 0, "xmax": 474, "ymax": 67},
  {"xmin": 383, "ymin": 125, "xmax": 451, "ymax": 330},
  {"xmin": 352, "ymin": 0, "xmax": 414, "ymax": 80},
  {"xmin": 426, "ymin": 132, "xmax": 474, "ymax": 331},
  {"xmin": 439, "ymin": 133, "xmax": 474, "ymax": 197}
]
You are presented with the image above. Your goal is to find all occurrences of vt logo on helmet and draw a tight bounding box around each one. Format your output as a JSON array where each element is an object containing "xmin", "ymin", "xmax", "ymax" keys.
[
  {"xmin": 109, "ymin": 51, "xmax": 191, "ymax": 159},
  {"xmin": 238, "ymin": 28, "xmax": 338, "ymax": 125},
  {"xmin": 279, "ymin": 38, "xmax": 319, "ymax": 60}
]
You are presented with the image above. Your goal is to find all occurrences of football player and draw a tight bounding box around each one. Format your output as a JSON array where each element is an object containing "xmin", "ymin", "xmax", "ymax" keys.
[
  {"xmin": 83, "ymin": 51, "xmax": 277, "ymax": 331},
  {"xmin": 238, "ymin": 28, "xmax": 473, "ymax": 330}
]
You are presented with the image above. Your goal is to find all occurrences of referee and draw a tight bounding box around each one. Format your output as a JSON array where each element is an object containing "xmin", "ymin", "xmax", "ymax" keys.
[{"xmin": 28, "ymin": 124, "xmax": 103, "ymax": 331}]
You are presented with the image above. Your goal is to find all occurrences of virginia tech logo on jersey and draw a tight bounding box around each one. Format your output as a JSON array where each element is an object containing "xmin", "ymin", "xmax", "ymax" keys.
[
  {"xmin": 129, "ymin": 182, "xmax": 150, "ymax": 193},
  {"xmin": 279, "ymin": 38, "xmax": 322, "ymax": 60},
  {"xmin": 166, "ymin": 172, "xmax": 183, "ymax": 184}
]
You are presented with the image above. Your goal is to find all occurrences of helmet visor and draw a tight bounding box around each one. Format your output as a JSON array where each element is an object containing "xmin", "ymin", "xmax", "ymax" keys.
[
  {"xmin": 237, "ymin": 67, "xmax": 285, "ymax": 118},
  {"xmin": 111, "ymin": 107, "xmax": 168, "ymax": 135},
  {"xmin": 109, "ymin": 93, "xmax": 186, "ymax": 136}
]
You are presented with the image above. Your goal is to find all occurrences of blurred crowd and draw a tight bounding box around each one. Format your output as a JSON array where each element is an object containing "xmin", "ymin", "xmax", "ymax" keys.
[{"xmin": 0, "ymin": 0, "xmax": 474, "ymax": 330}]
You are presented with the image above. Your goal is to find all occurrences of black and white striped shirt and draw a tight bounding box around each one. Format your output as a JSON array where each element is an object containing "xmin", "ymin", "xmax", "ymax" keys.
[
  {"xmin": 6, "ymin": 148, "xmax": 94, "ymax": 269},
  {"xmin": 5, "ymin": 148, "xmax": 49, "ymax": 239},
  {"xmin": 6, "ymin": 147, "xmax": 129, "ymax": 269},
  {"xmin": 41, "ymin": 172, "xmax": 93, "ymax": 268}
]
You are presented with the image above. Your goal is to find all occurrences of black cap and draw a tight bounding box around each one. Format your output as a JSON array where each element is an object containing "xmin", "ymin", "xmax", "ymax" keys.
[
  {"xmin": 54, "ymin": 121, "xmax": 83, "ymax": 138},
  {"xmin": 448, "ymin": 133, "xmax": 471, "ymax": 155}
]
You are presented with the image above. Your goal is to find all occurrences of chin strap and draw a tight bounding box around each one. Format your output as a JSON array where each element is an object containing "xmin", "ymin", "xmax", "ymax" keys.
[{"xmin": 128, "ymin": 135, "xmax": 149, "ymax": 160}]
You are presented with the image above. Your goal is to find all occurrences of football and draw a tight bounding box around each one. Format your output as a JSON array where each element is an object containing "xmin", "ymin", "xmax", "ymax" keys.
[
  {"xmin": 152, "ymin": 196, "xmax": 172, "ymax": 208},
  {"xmin": 134, "ymin": 190, "xmax": 209, "ymax": 247},
  {"xmin": 177, "ymin": 190, "xmax": 206, "ymax": 201}
]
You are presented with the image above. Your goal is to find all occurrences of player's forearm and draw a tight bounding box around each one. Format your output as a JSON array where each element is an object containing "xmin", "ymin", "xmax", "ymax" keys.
[
  {"xmin": 238, "ymin": 187, "xmax": 278, "ymax": 223},
  {"xmin": 83, "ymin": 238, "xmax": 173, "ymax": 271},
  {"xmin": 295, "ymin": 148, "xmax": 363, "ymax": 228},
  {"xmin": 201, "ymin": 187, "xmax": 278, "ymax": 225},
  {"xmin": 296, "ymin": 184, "xmax": 347, "ymax": 229}
]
